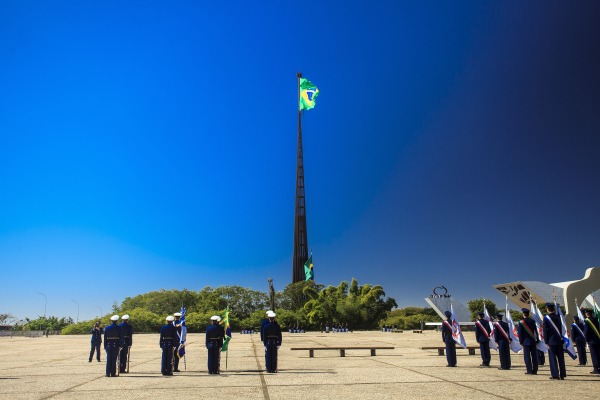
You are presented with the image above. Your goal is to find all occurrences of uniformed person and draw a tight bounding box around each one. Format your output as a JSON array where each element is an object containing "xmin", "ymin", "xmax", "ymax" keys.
[
  {"xmin": 206, "ymin": 315, "xmax": 224, "ymax": 374},
  {"xmin": 441, "ymin": 311, "xmax": 456, "ymax": 367},
  {"xmin": 89, "ymin": 321, "xmax": 103, "ymax": 362},
  {"xmin": 160, "ymin": 315, "xmax": 177, "ymax": 376},
  {"xmin": 173, "ymin": 312, "xmax": 183, "ymax": 372},
  {"xmin": 542, "ymin": 303, "xmax": 566, "ymax": 380},
  {"xmin": 571, "ymin": 315, "xmax": 587, "ymax": 366},
  {"xmin": 475, "ymin": 311, "xmax": 491, "ymax": 367},
  {"xmin": 583, "ymin": 309, "xmax": 600, "ymax": 374},
  {"xmin": 493, "ymin": 314, "xmax": 511, "ymax": 370},
  {"xmin": 104, "ymin": 315, "xmax": 122, "ymax": 377},
  {"xmin": 517, "ymin": 308, "xmax": 539, "ymax": 375},
  {"xmin": 262, "ymin": 311, "xmax": 282, "ymax": 373},
  {"xmin": 260, "ymin": 310, "xmax": 271, "ymax": 341},
  {"xmin": 119, "ymin": 315, "xmax": 132, "ymax": 373}
]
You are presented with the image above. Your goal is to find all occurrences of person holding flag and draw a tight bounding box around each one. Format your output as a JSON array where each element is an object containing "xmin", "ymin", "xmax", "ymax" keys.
[
  {"xmin": 555, "ymin": 302, "xmax": 577, "ymax": 361},
  {"xmin": 542, "ymin": 303, "xmax": 566, "ymax": 380},
  {"xmin": 206, "ymin": 315, "xmax": 224, "ymax": 375},
  {"xmin": 441, "ymin": 311, "xmax": 457, "ymax": 367},
  {"xmin": 530, "ymin": 300, "xmax": 547, "ymax": 366},
  {"xmin": 505, "ymin": 298, "xmax": 522, "ymax": 354},
  {"xmin": 475, "ymin": 312, "xmax": 492, "ymax": 367},
  {"xmin": 583, "ymin": 308, "xmax": 600, "ymax": 374},
  {"xmin": 159, "ymin": 315, "xmax": 177, "ymax": 376},
  {"xmin": 517, "ymin": 308, "xmax": 539, "ymax": 375},
  {"xmin": 173, "ymin": 307, "xmax": 187, "ymax": 372},
  {"xmin": 572, "ymin": 315, "xmax": 587, "ymax": 365},
  {"xmin": 483, "ymin": 304, "xmax": 498, "ymax": 353},
  {"xmin": 220, "ymin": 307, "xmax": 232, "ymax": 371},
  {"xmin": 493, "ymin": 314, "xmax": 512, "ymax": 370}
]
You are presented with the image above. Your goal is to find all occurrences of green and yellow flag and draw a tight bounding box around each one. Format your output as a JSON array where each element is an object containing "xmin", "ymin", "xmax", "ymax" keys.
[
  {"xmin": 304, "ymin": 254, "xmax": 314, "ymax": 281},
  {"xmin": 220, "ymin": 307, "xmax": 232, "ymax": 352},
  {"xmin": 299, "ymin": 78, "xmax": 319, "ymax": 111}
]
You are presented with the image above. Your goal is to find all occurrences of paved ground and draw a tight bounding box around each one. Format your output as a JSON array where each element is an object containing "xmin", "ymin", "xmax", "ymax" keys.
[{"xmin": 1, "ymin": 330, "xmax": 598, "ymax": 399}]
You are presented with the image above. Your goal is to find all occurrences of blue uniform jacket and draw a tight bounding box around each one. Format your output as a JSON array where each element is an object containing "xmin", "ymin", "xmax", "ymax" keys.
[
  {"xmin": 475, "ymin": 318, "xmax": 491, "ymax": 343},
  {"xmin": 543, "ymin": 313, "xmax": 564, "ymax": 346},
  {"xmin": 584, "ymin": 316, "xmax": 600, "ymax": 345},
  {"xmin": 90, "ymin": 326, "xmax": 103, "ymax": 344},
  {"xmin": 206, "ymin": 323, "xmax": 224, "ymax": 349},
  {"xmin": 260, "ymin": 318, "xmax": 269, "ymax": 342},
  {"xmin": 441, "ymin": 319, "xmax": 453, "ymax": 344},
  {"xmin": 494, "ymin": 320, "xmax": 510, "ymax": 342},
  {"xmin": 104, "ymin": 323, "xmax": 122, "ymax": 349},
  {"xmin": 517, "ymin": 317, "xmax": 538, "ymax": 346},
  {"xmin": 119, "ymin": 322, "xmax": 133, "ymax": 347},
  {"xmin": 571, "ymin": 322, "xmax": 585, "ymax": 341},
  {"xmin": 160, "ymin": 323, "xmax": 177, "ymax": 348},
  {"xmin": 262, "ymin": 321, "xmax": 282, "ymax": 346}
]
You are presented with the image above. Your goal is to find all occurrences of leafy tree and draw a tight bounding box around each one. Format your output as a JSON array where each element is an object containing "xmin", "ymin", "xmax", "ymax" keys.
[
  {"xmin": 467, "ymin": 298, "xmax": 498, "ymax": 321},
  {"xmin": 278, "ymin": 280, "xmax": 323, "ymax": 311},
  {"xmin": 24, "ymin": 316, "xmax": 73, "ymax": 331}
]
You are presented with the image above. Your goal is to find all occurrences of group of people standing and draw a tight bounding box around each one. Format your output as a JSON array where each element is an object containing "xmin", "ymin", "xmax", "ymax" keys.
[
  {"xmin": 92, "ymin": 314, "xmax": 133, "ymax": 377},
  {"xmin": 442, "ymin": 303, "xmax": 600, "ymax": 380}
]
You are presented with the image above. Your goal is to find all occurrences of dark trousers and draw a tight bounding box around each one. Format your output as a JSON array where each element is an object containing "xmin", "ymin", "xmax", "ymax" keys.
[
  {"xmin": 105, "ymin": 346, "xmax": 119, "ymax": 377},
  {"xmin": 90, "ymin": 342, "xmax": 101, "ymax": 361},
  {"xmin": 575, "ymin": 337, "xmax": 587, "ymax": 365},
  {"xmin": 265, "ymin": 341, "xmax": 278, "ymax": 372},
  {"xmin": 174, "ymin": 351, "xmax": 180, "ymax": 371},
  {"xmin": 207, "ymin": 347, "xmax": 220, "ymax": 373},
  {"xmin": 522, "ymin": 345, "xmax": 538, "ymax": 374},
  {"xmin": 445, "ymin": 340, "xmax": 456, "ymax": 366},
  {"xmin": 161, "ymin": 346, "xmax": 174, "ymax": 375},
  {"xmin": 119, "ymin": 346, "xmax": 129, "ymax": 371},
  {"xmin": 547, "ymin": 344, "xmax": 566, "ymax": 378},
  {"xmin": 497, "ymin": 340, "xmax": 511, "ymax": 369},
  {"xmin": 589, "ymin": 343, "xmax": 600, "ymax": 372},
  {"xmin": 479, "ymin": 341, "xmax": 491, "ymax": 365},
  {"xmin": 538, "ymin": 349, "xmax": 545, "ymax": 365}
]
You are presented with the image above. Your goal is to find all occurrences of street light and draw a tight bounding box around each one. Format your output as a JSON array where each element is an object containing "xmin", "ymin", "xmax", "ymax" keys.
[
  {"xmin": 96, "ymin": 305, "xmax": 103, "ymax": 318},
  {"xmin": 36, "ymin": 292, "xmax": 47, "ymax": 318},
  {"xmin": 71, "ymin": 300, "xmax": 79, "ymax": 323}
]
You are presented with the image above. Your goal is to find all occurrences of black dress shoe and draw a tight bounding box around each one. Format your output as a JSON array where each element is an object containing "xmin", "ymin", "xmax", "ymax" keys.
[
  {"xmin": 549, "ymin": 377, "xmax": 559, "ymax": 380},
  {"xmin": 173, "ymin": 369, "xmax": 180, "ymax": 372}
]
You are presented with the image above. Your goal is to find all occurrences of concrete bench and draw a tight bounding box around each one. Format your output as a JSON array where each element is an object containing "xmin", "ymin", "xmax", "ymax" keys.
[
  {"xmin": 290, "ymin": 346, "xmax": 395, "ymax": 357},
  {"xmin": 420, "ymin": 346, "xmax": 478, "ymax": 356}
]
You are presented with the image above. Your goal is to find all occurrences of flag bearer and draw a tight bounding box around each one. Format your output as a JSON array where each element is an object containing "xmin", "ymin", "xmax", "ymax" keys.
[
  {"xmin": 494, "ymin": 314, "xmax": 511, "ymax": 370},
  {"xmin": 160, "ymin": 316, "xmax": 177, "ymax": 376},
  {"xmin": 571, "ymin": 316, "xmax": 587, "ymax": 366},
  {"xmin": 104, "ymin": 315, "xmax": 122, "ymax": 377},
  {"xmin": 475, "ymin": 312, "xmax": 491, "ymax": 367},
  {"xmin": 441, "ymin": 311, "xmax": 456, "ymax": 367},
  {"xmin": 173, "ymin": 312, "xmax": 182, "ymax": 372},
  {"xmin": 206, "ymin": 315, "xmax": 224, "ymax": 374},
  {"xmin": 542, "ymin": 303, "xmax": 566, "ymax": 380},
  {"xmin": 262, "ymin": 311, "xmax": 282, "ymax": 373},
  {"xmin": 119, "ymin": 315, "xmax": 133, "ymax": 373},
  {"xmin": 584, "ymin": 309, "xmax": 600, "ymax": 374},
  {"xmin": 517, "ymin": 308, "xmax": 539, "ymax": 375}
]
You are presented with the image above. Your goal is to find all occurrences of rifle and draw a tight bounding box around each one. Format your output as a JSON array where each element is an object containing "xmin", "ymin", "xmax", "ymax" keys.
[
  {"xmin": 126, "ymin": 346, "xmax": 130, "ymax": 373},
  {"xmin": 116, "ymin": 347, "xmax": 122, "ymax": 376}
]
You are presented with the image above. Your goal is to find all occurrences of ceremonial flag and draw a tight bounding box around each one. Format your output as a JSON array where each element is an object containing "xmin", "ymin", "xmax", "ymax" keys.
[
  {"xmin": 483, "ymin": 303, "xmax": 498, "ymax": 351},
  {"xmin": 530, "ymin": 301, "xmax": 548, "ymax": 353},
  {"xmin": 177, "ymin": 306, "xmax": 187, "ymax": 359},
  {"xmin": 450, "ymin": 303, "xmax": 467, "ymax": 348},
  {"xmin": 299, "ymin": 77, "xmax": 319, "ymax": 111},
  {"xmin": 575, "ymin": 299, "xmax": 585, "ymax": 322},
  {"xmin": 594, "ymin": 298, "xmax": 600, "ymax": 321},
  {"xmin": 304, "ymin": 254, "xmax": 314, "ymax": 281},
  {"xmin": 505, "ymin": 297, "xmax": 522, "ymax": 353},
  {"xmin": 220, "ymin": 307, "xmax": 232, "ymax": 352},
  {"xmin": 555, "ymin": 301, "xmax": 577, "ymax": 360}
]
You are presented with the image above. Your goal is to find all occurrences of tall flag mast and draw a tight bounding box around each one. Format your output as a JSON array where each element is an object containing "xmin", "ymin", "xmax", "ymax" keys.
[{"xmin": 293, "ymin": 72, "xmax": 319, "ymax": 283}]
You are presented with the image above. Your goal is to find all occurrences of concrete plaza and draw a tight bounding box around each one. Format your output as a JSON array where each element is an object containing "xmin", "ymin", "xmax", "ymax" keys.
[{"xmin": 1, "ymin": 330, "xmax": 598, "ymax": 399}]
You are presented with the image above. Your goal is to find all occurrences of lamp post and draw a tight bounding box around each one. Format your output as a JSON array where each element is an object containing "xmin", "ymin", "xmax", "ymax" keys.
[
  {"xmin": 36, "ymin": 292, "xmax": 47, "ymax": 317},
  {"xmin": 71, "ymin": 300, "xmax": 79, "ymax": 323},
  {"xmin": 96, "ymin": 305, "xmax": 103, "ymax": 318}
]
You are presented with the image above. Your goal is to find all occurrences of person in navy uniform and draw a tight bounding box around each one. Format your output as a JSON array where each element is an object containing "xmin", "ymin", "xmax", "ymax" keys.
[
  {"xmin": 441, "ymin": 311, "xmax": 456, "ymax": 367},
  {"xmin": 571, "ymin": 315, "xmax": 587, "ymax": 366},
  {"xmin": 104, "ymin": 315, "xmax": 122, "ymax": 377},
  {"xmin": 260, "ymin": 310, "xmax": 272, "ymax": 341},
  {"xmin": 493, "ymin": 314, "xmax": 511, "ymax": 370},
  {"xmin": 89, "ymin": 320, "xmax": 103, "ymax": 363},
  {"xmin": 119, "ymin": 315, "xmax": 132, "ymax": 373},
  {"xmin": 542, "ymin": 303, "xmax": 566, "ymax": 380},
  {"xmin": 583, "ymin": 309, "xmax": 600, "ymax": 374},
  {"xmin": 262, "ymin": 311, "xmax": 282, "ymax": 373},
  {"xmin": 160, "ymin": 315, "xmax": 177, "ymax": 376},
  {"xmin": 475, "ymin": 312, "xmax": 491, "ymax": 367},
  {"xmin": 517, "ymin": 308, "xmax": 539, "ymax": 375},
  {"xmin": 206, "ymin": 315, "xmax": 224, "ymax": 374},
  {"xmin": 173, "ymin": 312, "xmax": 183, "ymax": 372}
]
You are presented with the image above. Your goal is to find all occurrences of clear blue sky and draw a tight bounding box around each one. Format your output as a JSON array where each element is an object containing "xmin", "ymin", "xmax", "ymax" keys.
[{"xmin": 1, "ymin": 1, "xmax": 599, "ymax": 322}]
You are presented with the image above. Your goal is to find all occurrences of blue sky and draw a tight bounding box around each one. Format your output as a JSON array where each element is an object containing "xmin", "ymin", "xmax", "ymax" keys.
[{"xmin": 1, "ymin": 1, "xmax": 599, "ymax": 322}]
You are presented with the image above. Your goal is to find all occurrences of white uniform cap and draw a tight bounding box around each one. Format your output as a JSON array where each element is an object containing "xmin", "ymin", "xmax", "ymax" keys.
[
  {"xmin": 266, "ymin": 310, "xmax": 273, "ymax": 315},
  {"xmin": 121, "ymin": 315, "xmax": 130, "ymax": 320},
  {"xmin": 210, "ymin": 315, "xmax": 219, "ymax": 321},
  {"xmin": 110, "ymin": 315, "xmax": 119, "ymax": 321},
  {"xmin": 217, "ymin": 316, "xmax": 222, "ymax": 322},
  {"xmin": 174, "ymin": 312, "xmax": 182, "ymax": 317},
  {"xmin": 267, "ymin": 311, "xmax": 276, "ymax": 318},
  {"xmin": 166, "ymin": 315, "xmax": 175, "ymax": 322}
]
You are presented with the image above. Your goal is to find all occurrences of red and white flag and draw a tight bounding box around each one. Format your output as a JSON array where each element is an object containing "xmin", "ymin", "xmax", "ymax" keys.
[
  {"xmin": 484, "ymin": 303, "xmax": 498, "ymax": 351},
  {"xmin": 451, "ymin": 303, "xmax": 467, "ymax": 348}
]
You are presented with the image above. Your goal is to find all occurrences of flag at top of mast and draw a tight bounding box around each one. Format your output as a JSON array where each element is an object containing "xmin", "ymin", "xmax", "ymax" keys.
[{"xmin": 299, "ymin": 76, "xmax": 319, "ymax": 111}]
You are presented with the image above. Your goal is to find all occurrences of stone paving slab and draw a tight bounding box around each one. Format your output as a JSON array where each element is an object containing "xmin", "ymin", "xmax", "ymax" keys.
[{"xmin": 1, "ymin": 331, "xmax": 598, "ymax": 400}]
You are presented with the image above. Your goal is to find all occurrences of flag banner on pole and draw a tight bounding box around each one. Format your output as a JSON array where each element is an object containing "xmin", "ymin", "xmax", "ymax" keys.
[
  {"xmin": 177, "ymin": 306, "xmax": 187, "ymax": 358},
  {"xmin": 484, "ymin": 303, "xmax": 498, "ymax": 351},
  {"xmin": 304, "ymin": 254, "xmax": 314, "ymax": 281},
  {"xmin": 505, "ymin": 298, "xmax": 522, "ymax": 353},
  {"xmin": 220, "ymin": 307, "xmax": 232, "ymax": 352},
  {"xmin": 555, "ymin": 301, "xmax": 577, "ymax": 359},
  {"xmin": 450, "ymin": 303, "xmax": 467, "ymax": 348},
  {"xmin": 299, "ymin": 77, "xmax": 319, "ymax": 111},
  {"xmin": 530, "ymin": 301, "xmax": 548, "ymax": 353},
  {"xmin": 576, "ymin": 300, "xmax": 585, "ymax": 322}
]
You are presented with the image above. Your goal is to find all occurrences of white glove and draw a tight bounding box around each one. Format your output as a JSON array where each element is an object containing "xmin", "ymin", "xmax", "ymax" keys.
[
  {"xmin": 277, "ymin": 346, "xmax": 280, "ymax": 350},
  {"xmin": 265, "ymin": 346, "xmax": 267, "ymax": 352}
]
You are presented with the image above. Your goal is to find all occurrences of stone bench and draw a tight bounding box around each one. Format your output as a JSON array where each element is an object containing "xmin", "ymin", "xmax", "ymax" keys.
[
  {"xmin": 420, "ymin": 346, "xmax": 478, "ymax": 356},
  {"xmin": 290, "ymin": 346, "xmax": 395, "ymax": 357}
]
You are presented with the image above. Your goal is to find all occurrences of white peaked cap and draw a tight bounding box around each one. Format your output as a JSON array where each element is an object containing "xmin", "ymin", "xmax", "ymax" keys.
[
  {"xmin": 166, "ymin": 315, "xmax": 174, "ymax": 322},
  {"xmin": 110, "ymin": 315, "xmax": 119, "ymax": 321},
  {"xmin": 266, "ymin": 310, "xmax": 273, "ymax": 315},
  {"xmin": 174, "ymin": 312, "xmax": 182, "ymax": 317},
  {"xmin": 121, "ymin": 315, "xmax": 129, "ymax": 320},
  {"xmin": 267, "ymin": 311, "xmax": 276, "ymax": 318},
  {"xmin": 210, "ymin": 315, "xmax": 219, "ymax": 321}
]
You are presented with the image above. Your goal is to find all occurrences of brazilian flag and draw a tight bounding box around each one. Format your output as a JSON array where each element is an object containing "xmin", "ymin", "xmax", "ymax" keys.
[
  {"xmin": 299, "ymin": 78, "xmax": 319, "ymax": 111},
  {"xmin": 304, "ymin": 254, "xmax": 314, "ymax": 281},
  {"xmin": 220, "ymin": 307, "xmax": 232, "ymax": 352}
]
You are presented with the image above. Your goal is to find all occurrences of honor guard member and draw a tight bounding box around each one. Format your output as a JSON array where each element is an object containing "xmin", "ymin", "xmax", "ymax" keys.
[
  {"xmin": 160, "ymin": 316, "xmax": 177, "ymax": 376},
  {"xmin": 542, "ymin": 303, "xmax": 566, "ymax": 380},
  {"xmin": 493, "ymin": 314, "xmax": 512, "ymax": 370},
  {"xmin": 571, "ymin": 316, "xmax": 587, "ymax": 366},
  {"xmin": 89, "ymin": 321, "xmax": 103, "ymax": 362},
  {"xmin": 583, "ymin": 309, "xmax": 600, "ymax": 374},
  {"xmin": 260, "ymin": 310, "xmax": 272, "ymax": 342},
  {"xmin": 475, "ymin": 312, "xmax": 491, "ymax": 367},
  {"xmin": 104, "ymin": 315, "xmax": 122, "ymax": 377},
  {"xmin": 441, "ymin": 311, "xmax": 457, "ymax": 367},
  {"xmin": 173, "ymin": 312, "xmax": 183, "ymax": 372},
  {"xmin": 517, "ymin": 308, "xmax": 539, "ymax": 375},
  {"xmin": 206, "ymin": 315, "xmax": 224, "ymax": 374},
  {"xmin": 119, "ymin": 315, "xmax": 133, "ymax": 373},
  {"xmin": 262, "ymin": 311, "xmax": 282, "ymax": 373}
]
